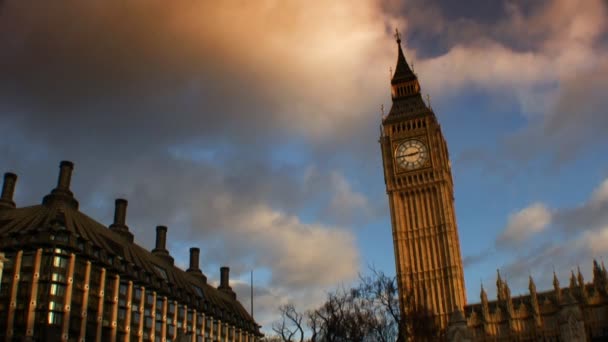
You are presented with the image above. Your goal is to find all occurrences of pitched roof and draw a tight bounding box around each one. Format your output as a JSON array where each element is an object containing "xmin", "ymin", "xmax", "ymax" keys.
[
  {"xmin": 391, "ymin": 35, "xmax": 417, "ymax": 85},
  {"xmin": 384, "ymin": 94, "xmax": 431, "ymax": 123},
  {"xmin": 0, "ymin": 162, "xmax": 260, "ymax": 334}
]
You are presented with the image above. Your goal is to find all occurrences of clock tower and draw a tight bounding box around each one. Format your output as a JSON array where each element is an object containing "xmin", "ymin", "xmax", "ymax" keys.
[{"xmin": 379, "ymin": 32, "xmax": 466, "ymax": 331}]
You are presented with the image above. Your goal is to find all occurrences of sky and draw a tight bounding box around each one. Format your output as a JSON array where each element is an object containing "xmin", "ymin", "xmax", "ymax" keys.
[{"xmin": 1, "ymin": 0, "xmax": 608, "ymax": 332}]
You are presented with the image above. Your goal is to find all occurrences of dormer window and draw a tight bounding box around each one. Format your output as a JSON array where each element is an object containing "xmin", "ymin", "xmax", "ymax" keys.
[
  {"xmin": 153, "ymin": 264, "xmax": 168, "ymax": 281},
  {"xmin": 192, "ymin": 285, "xmax": 205, "ymax": 298}
]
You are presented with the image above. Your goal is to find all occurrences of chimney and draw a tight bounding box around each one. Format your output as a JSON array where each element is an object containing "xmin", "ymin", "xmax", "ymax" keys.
[
  {"xmin": 187, "ymin": 247, "xmax": 207, "ymax": 282},
  {"xmin": 155, "ymin": 226, "xmax": 167, "ymax": 250},
  {"xmin": 188, "ymin": 248, "xmax": 201, "ymax": 272},
  {"xmin": 43, "ymin": 161, "xmax": 79, "ymax": 209},
  {"xmin": 218, "ymin": 266, "xmax": 236, "ymax": 299},
  {"xmin": 152, "ymin": 225, "xmax": 174, "ymax": 265},
  {"xmin": 0, "ymin": 172, "xmax": 17, "ymax": 209},
  {"xmin": 109, "ymin": 199, "xmax": 134, "ymax": 243},
  {"xmin": 57, "ymin": 161, "xmax": 73, "ymax": 190},
  {"xmin": 220, "ymin": 267, "xmax": 230, "ymax": 288}
]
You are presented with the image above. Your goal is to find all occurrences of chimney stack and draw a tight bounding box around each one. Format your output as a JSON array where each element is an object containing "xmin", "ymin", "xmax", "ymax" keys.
[
  {"xmin": 0, "ymin": 172, "xmax": 17, "ymax": 209},
  {"xmin": 187, "ymin": 247, "xmax": 207, "ymax": 282},
  {"xmin": 155, "ymin": 226, "xmax": 167, "ymax": 250},
  {"xmin": 218, "ymin": 266, "xmax": 236, "ymax": 299},
  {"xmin": 188, "ymin": 248, "xmax": 201, "ymax": 272},
  {"xmin": 57, "ymin": 161, "xmax": 74, "ymax": 190},
  {"xmin": 109, "ymin": 199, "xmax": 134, "ymax": 243},
  {"xmin": 152, "ymin": 226, "xmax": 174, "ymax": 265},
  {"xmin": 114, "ymin": 199, "xmax": 127, "ymax": 226},
  {"xmin": 220, "ymin": 267, "xmax": 231, "ymax": 289},
  {"xmin": 43, "ymin": 161, "xmax": 79, "ymax": 209}
]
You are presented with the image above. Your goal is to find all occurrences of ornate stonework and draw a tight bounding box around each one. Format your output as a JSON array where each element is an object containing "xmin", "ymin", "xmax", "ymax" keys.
[
  {"xmin": 450, "ymin": 264, "xmax": 608, "ymax": 341},
  {"xmin": 381, "ymin": 36, "xmax": 608, "ymax": 341},
  {"xmin": 380, "ymin": 32, "xmax": 467, "ymax": 331}
]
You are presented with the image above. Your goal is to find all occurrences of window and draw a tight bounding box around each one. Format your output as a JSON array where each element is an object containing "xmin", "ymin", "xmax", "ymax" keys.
[
  {"xmin": 187, "ymin": 309, "xmax": 193, "ymax": 333},
  {"xmin": 155, "ymin": 297, "xmax": 163, "ymax": 337},
  {"xmin": 153, "ymin": 265, "xmax": 168, "ymax": 280},
  {"xmin": 177, "ymin": 304, "xmax": 185, "ymax": 329},
  {"xmin": 48, "ymin": 311, "xmax": 63, "ymax": 325},
  {"xmin": 52, "ymin": 255, "xmax": 68, "ymax": 268},
  {"xmin": 50, "ymin": 283, "xmax": 66, "ymax": 296},
  {"xmin": 192, "ymin": 285, "xmax": 205, "ymax": 298}
]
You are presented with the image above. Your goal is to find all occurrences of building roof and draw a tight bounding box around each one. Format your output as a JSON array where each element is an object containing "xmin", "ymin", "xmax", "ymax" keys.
[
  {"xmin": 391, "ymin": 31, "xmax": 417, "ymax": 85},
  {"xmin": 0, "ymin": 161, "xmax": 260, "ymax": 335},
  {"xmin": 384, "ymin": 94, "xmax": 431, "ymax": 123},
  {"xmin": 383, "ymin": 30, "xmax": 434, "ymax": 123}
]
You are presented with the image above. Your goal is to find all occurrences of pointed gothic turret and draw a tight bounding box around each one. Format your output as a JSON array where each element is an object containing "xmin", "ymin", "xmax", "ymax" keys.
[
  {"xmin": 569, "ymin": 270, "xmax": 578, "ymax": 299},
  {"xmin": 390, "ymin": 29, "xmax": 421, "ymax": 102},
  {"xmin": 529, "ymin": 275, "xmax": 541, "ymax": 326},
  {"xmin": 480, "ymin": 283, "xmax": 489, "ymax": 318},
  {"xmin": 480, "ymin": 283, "xmax": 491, "ymax": 334},
  {"xmin": 602, "ymin": 260, "xmax": 608, "ymax": 293},
  {"xmin": 593, "ymin": 259, "xmax": 607, "ymax": 294},
  {"xmin": 529, "ymin": 275, "xmax": 537, "ymax": 295},
  {"xmin": 553, "ymin": 270, "xmax": 562, "ymax": 303},
  {"xmin": 496, "ymin": 269, "xmax": 505, "ymax": 302},
  {"xmin": 392, "ymin": 30, "xmax": 417, "ymax": 84},
  {"xmin": 504, "ymin": 281, "xmax": 514, "ymax": 318},
  {"xmin": 578, "ymin": 266, "xmax": 588, "ymax": 302}
]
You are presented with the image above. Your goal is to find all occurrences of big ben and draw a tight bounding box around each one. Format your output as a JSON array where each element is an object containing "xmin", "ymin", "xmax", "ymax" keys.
[{"xmin": 380, "ymin": 31, "xmax": 466, "ymax": 332}]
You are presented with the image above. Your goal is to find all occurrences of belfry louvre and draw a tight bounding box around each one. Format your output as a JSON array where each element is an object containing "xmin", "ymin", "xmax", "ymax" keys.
[{"xmin": 0, "ymin": 161, "xmax": 262, "ymax": 342}]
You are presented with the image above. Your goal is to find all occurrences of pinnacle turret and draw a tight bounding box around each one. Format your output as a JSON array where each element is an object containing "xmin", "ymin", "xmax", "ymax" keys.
[
  {"xmin": 391, "ymin": 29, "xmax": 416, "ymax": 85},
  {"xmin": 529, "ymin": 275, "xmax": 537, "ymax": 295},
  {"xmin": 553, "ymin": 270, "xmax": 562, "ymax": 303},
  {"xmin": 389, "ymin": 29, "xmax": 421, "ymax": 102}
]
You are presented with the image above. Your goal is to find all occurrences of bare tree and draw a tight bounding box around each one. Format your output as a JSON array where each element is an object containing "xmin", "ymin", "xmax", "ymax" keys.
[
  {"xmin": 358, "ymin": 268, "xmax": 401, "ymax": 342},
  {"xmin": 272, "ymin": 304, "xmax": 305, "ymax": 342},
  {"xmin": 272, "ymin": 268, "xmax": 439, "ymax": 342},
  {"xmin": 306, "ymin": 309, "xmax": 322, "ymax": 342}
]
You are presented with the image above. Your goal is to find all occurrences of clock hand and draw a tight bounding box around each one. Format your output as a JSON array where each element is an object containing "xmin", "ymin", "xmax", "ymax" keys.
[{"xmin": 404, "ymin": 151, "xmax": 419, "ymax": 157}]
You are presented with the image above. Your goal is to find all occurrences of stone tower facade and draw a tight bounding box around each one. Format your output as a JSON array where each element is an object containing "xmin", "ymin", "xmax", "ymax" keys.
[{"xmin": 379, "ymin": 32, "xmax": 466, "ymax": 331}]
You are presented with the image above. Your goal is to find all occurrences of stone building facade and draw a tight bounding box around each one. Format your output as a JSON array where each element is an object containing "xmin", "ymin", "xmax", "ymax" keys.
[
  {"xmin": 446, "ymin": 266, "xmax": 608, "ymax": 341},
  {"xmin": 379, "ymin": 30, "xmax": 467, "ymax": 332},
  {"xmin": 0, "ymin": 161, "xmax": 262, "ymax": 341},
  {"xmin": 380, "ymin": 32, "xmax": 608, "ymax": 341}
]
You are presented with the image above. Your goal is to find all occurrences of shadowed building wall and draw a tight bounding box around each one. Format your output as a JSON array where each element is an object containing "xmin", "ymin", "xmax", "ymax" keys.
[{"xmin": 0, "ymin": 162, "xmax": 263, "ymax": 342}]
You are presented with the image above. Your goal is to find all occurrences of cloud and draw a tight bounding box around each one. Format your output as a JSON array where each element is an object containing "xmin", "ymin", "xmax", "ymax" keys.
[
  {"xmin": 208, "ymin": 201, "xmax": 360, "ymax": 289},
  {"xmin": 555, "ymin": 178, "xmax": 608, "ymax": 234},
  {"xmin": 504, "ymin": 59, "xmax": 608, "ymax": 163},
  {"xmin": 399, "ymin": 0, "xmax": 608, "ymax": 166},
  {"xmin": 0, "ymin": 0, "xmax": 399, "ymax": 150},
  {"xmin": 462, "ymin": 248, "xmax": 492, "ymax": 268},
  {"xmin": 497, "ymin": 202, "xmax": 552, "ymax": 245},
  {"xmin": 493, "ymin": 178, "xmax": 608, "ymax": 299},
  {"xmin": 323, "ymin": 171, "xmax": 374, "ymax": 225}
]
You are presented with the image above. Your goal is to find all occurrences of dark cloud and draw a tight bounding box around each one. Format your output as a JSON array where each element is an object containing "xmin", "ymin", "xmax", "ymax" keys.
[
  {"xmin": 504, "ymin": 60, "xmax": 608, "ymax": 164},
  {"xmin": 0, "ymin": 0, "xmax": 395, "ymax": 330},
  {"xmin": 462, "ymin": 248, "xmax": 492, "ymax": 267}
]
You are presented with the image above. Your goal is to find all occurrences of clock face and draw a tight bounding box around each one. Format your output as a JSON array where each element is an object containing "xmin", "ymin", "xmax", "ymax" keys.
[{"xmin": 395, "ymin": 139, "xmax": 428, "ymax": 170}]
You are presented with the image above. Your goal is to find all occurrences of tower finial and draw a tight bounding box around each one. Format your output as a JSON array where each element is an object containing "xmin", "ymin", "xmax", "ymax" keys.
[{"xmin": 394, "ymin": 28, "xmax": 402, "ymax": 44}]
